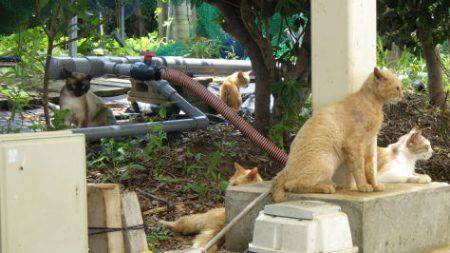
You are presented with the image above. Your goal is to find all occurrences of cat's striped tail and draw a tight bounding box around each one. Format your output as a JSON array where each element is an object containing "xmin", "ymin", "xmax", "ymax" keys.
[{"xmin": 271, "ymin": 169, "xmax": 288, "ymax": 203}]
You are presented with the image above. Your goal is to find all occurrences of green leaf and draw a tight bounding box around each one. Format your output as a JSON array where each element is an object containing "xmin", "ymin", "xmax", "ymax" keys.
[{"xmin": 129, "ymin": 163, "xmax": 147, "ymax": 171}]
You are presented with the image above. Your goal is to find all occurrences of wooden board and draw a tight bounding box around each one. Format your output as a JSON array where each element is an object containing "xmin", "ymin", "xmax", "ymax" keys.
[
  {"xmin": 121, "ymin": 192, "xmax": 149, "ymax": 253},
  {"xmin": 88, "ymin": 184, "xmax": 125, "ymax": 253}
]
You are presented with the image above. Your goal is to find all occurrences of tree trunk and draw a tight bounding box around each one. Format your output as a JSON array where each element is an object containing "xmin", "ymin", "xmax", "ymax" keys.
[
  {"xmin": 253, "ymin": 65, "xmax": 273, "ymax": 131},
  {"xmin": 157, "ymin": 1, "xmax": 167, "ymax": 37},
  {"xmin": 135, "ymin": 6, "xmax": 146, "ymax": 37},
  {"xmin": 43, "ymin": 37, "xmax": 55, "ymax": 127},
  {"xmin": 212, "ymin": 2, "xmax": 275, "ymax": 132},
  {"xmin": 40, "ymin": 1, "xmax": 61, "ymax": 127},
  {"xmin": 419, "ymin": 38, "xmax": 445, "ymax": 106}
]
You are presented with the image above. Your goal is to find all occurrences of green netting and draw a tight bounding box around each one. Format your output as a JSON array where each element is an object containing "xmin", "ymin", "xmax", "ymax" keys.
[
  {"xmin": 195, "ymin": 3, "xmax": 292, "ymax": 43},
  {"xmin": 196, "ymin": 3, "xmax": 221, "ymax": 39},
  {"xmin": 155, "ymin": 41, "xmax": 189, "ymax": 56}
]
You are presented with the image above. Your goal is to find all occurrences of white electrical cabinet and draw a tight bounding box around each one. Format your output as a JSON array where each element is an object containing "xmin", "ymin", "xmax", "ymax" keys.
[{"xmin": 0, "ymin": 131, "xmax": 88, "ymax": 253}]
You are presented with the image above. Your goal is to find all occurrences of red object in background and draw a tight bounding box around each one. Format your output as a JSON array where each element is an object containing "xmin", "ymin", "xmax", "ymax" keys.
[{"xmin": 143, "ymin": 51, "xmax": 156, "ymax": 65}]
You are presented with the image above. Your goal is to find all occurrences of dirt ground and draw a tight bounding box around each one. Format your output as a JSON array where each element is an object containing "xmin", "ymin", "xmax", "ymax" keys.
[{"xmin": 86, "ymin": 91, "xmax": 449, "ymax": 252}]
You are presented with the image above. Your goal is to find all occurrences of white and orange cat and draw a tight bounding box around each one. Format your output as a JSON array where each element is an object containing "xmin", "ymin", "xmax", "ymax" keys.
[
  {"xmin": 160, "ymin": 163, "xmax": 263, "ymax": 252},
  {"xmin": 271, "ymin": 67, "xmax": 403, "ymax": 202},
  {"xmin": 377, "ymin": 128, "xmax": 433, "ymax": 183},
  {"xmin": 219, "ymin": 71, "xmax": 250, "ymax": 112}
]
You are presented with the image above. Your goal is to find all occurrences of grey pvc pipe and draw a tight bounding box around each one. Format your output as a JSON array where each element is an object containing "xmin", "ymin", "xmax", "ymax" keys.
[
  {"xmin": 70, "ymin": 80, "xmax": 208, "ymax": 140},
  {"xmin": 48, "ymin": 56, "xmax": 252, "ymax": 79},
  {"xmin": 71, "ymin": 118, "xmax": 202, "ymax": 139}
]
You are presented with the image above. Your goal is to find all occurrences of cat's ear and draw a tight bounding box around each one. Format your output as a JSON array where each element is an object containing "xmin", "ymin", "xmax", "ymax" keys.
[
  {"xmin": 234, "ymin": 162, "xmax": 246, "ymax": 173},
  {"xmin": 62, "ymin": 68, "xmax": 73, "ymax": 78},
  {"xmin": 237, "ymin": 71, "xmax": 245, "ymax": 80},
  {"xmin": 407, "ymin": 131, "xmax": 420, "ymax": 146},
  {"xmin": 374, "ymin": 67, "xmax": 385, "ymax": 81},
  {"xmin": 246, "ymin": 167, "xmax": 259, "ymax": 180},
  {"xmin": 411, "ymin": 127, "xmax": 422, "ymax": 135}
]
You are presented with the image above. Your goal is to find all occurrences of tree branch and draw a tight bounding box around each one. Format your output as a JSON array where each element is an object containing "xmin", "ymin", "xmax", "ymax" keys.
[
  {"xmin": 240, "ymin": 0, "xmax": 277, "ymax": 78},
  {"xmin": 35, "ymin": 0, "xmax": 51, "ymax": 37},
  {"xmin": 285, "ymin": 25, "xmax": 311, "ymax": 80}
]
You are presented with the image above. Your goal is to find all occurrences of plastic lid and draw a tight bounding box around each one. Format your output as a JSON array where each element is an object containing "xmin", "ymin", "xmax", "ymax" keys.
[
  {"xmin": 264, "ymin": 200, "xmax": 341, "ymax": 220},
  {"xmin": 143, "ymin": 51, "xmax": 156, "ymax": 59}
]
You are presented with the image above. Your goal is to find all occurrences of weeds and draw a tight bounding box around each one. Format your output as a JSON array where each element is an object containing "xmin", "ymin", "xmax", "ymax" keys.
[
  {"xmin": 0, "ymin": 86, "xmax": 29, "ymax": 133},
  {"xmin": 269, "ymin": 80, "xmax": 312, "ymax": 149},
  {"xmin": 146, "ymin": 222, "xmax": 171, "ymax": 252},
  {"xmin": 87, "ymin": 123, "xmax": 168, "ymax": 183}
]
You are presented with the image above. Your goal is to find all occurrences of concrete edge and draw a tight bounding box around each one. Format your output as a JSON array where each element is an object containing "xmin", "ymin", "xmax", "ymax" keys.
[{"xmin": 228, "ymin": 181, "xmax": 450, "ymax": 203}]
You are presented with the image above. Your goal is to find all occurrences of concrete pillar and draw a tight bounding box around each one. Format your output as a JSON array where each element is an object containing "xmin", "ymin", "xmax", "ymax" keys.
[{"xmin": 311, "ymin": 0, "xmax": 376, "ymax": 111}]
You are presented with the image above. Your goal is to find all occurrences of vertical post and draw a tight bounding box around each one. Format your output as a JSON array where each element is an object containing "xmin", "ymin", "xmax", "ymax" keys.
[
  {"xmin": 68, "ymin": 15, "xmax": 78, "ymax": 57},
  {"xmin": 165, "ymin": 2, "xmax": 172, "ymax": 40},
  {"xmin": 98, "ymin": 11, "xmax": 104, "ymax": 36},
  {"xmin": 311, "ymin": 0, "xmax": 376, "ymax": 111},
  {"xmin": 119, "ymin": 0, "xmax": 126, "ymax": 40}
]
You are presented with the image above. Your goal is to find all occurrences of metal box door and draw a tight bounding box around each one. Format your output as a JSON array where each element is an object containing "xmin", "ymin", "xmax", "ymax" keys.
[{"xmin": 0, "ymin": 132, "xmax": 88, "ymax": 253}]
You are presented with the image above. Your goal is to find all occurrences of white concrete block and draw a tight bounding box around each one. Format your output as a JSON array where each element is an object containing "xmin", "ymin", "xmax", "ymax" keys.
[
  {"xmin": 249, "ymin": 201, "xmax": 356, "ymax": 253},
  {"xmin": 226, "ymin": 182, "xmax": 450, "ymax": 253},
  {"xmin": 316, "ymin": 213, "xmax": 354, "ymax": 252},
  {"xmin": 250, "ymin": 211, "xmax": 317, "ymax": 253}
]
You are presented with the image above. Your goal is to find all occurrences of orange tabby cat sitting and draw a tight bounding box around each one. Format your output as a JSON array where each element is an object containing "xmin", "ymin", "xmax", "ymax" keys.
[
  {"xmin": 271, "ymin": 67, "xmax": 403, "ymax": 203},
  {"xmin": 160, "ymin": 163, "xmax": 263, "ymax": 252},
  {"xmin": 219, "ymin": 71, "xmax": 250, "ymax": 112}
]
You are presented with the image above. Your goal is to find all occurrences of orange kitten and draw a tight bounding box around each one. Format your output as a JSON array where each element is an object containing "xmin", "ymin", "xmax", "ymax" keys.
[
  {"xmin": 219, "ymin": 71, "xmax": 250, "ymax": 112},
  {"xmin": 160, "ymin": 163, "xmax": 262, "ymax": 252},
  {"xmin": 271, "ymin": 68, "xmax": 403, "ymax": 202}
]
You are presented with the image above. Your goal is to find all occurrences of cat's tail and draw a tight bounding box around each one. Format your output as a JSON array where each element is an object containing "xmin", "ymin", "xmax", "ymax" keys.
[
  {"xmin": 159, "ymin": 214, "xmax": 205, "ymax": 234},
  {"xmin": 158, "ymin": 219, "xmax": 198, "ymax": 234},
  {"xmin": 271, "ymin": 169, "xmax": 288, "ymax": 203},
  {"xmin": 158, "ymin": 220, "xmax": 177, "ymax": 231},
  {"xmin": 193, "ymin": 228, "xmax": 222, "ymax": 253}
]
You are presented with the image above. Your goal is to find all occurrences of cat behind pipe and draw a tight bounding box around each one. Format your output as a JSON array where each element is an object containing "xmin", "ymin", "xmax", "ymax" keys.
[{"xmin": 59, "ymin": 70, "xmax": 116, "ymax": 128}]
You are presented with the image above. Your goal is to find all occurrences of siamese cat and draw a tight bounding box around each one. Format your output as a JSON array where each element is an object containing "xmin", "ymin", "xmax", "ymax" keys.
[{"xmin": 60, "ymin": 71, "xmax": 115, "ymax": 127}]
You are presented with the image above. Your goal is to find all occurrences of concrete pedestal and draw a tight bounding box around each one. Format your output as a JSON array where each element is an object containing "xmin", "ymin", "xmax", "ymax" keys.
[{"xmin": 225, "ymin": 182, "xmax": 450, "ymax": 253}]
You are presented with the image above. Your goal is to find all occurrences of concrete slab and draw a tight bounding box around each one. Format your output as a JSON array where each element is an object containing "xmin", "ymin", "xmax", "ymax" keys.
[
  {"xmin": 428, "ymin": 245, "xmax": 450, "ymax": 253},
  {"xmin": 264, "ymin": 200, "xmax": 341, "ymax": 220},
  {"xmin": 225, "ymin": 182, "xmax": 450, "ymax": 253}
]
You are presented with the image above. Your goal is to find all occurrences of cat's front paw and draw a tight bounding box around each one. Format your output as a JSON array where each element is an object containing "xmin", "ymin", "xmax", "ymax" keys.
[
  {"xmin": 357, "ymin": 184, "xmax": 373, "ymax": 192},
  {"xmin": 372, "ymin": 184, "xmax": 385, "ymax": 191},
  {"xmin": 407, "ymin": 175, "xmax": 432, "ymax": 184}
]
